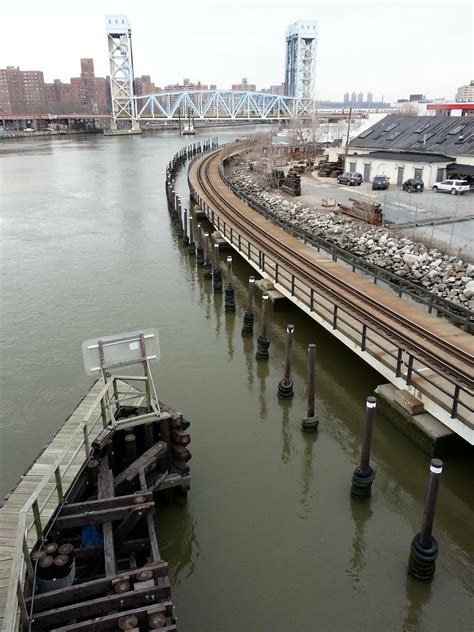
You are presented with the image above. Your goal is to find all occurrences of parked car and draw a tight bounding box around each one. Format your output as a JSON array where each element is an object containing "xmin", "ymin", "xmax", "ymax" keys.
[
  {"xmin": 402, "ymin": 177, "xmax": 424, "ymax": 192},
  {"xmin": 337, "ymin": 172, "xmax": 363, "ymax": 186},
  {"xmin": 23, "ymin": 127, "xmax": 34, "ymax": 132},
  {"xmin": 372, "ymin": 175, "xmax": 390, "ymax": 190},
  {"xmin": 432, "ymin": 179, "xmax": 470, "ymax": 195}
]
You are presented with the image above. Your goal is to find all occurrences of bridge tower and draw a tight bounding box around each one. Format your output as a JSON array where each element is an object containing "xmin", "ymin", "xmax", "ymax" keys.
[
  {"xmin": 105, "ymin": 15, "xmax": 139, "ymax": 130},
  {"xmin": 285, "ymin": 21, "xmax": 318, "ymax": 118}
]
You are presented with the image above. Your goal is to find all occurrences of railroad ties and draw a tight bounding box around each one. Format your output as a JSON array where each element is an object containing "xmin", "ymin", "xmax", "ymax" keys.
[{"xmin": 24, "ymin": 400, "xmax": 191, "ymax": 631}]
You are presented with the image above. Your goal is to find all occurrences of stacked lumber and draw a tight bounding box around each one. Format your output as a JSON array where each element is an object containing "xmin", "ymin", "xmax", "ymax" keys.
[
  {"xmin": 317, "ymin": 155, "xmax": 343, "ymax": 178},
  {"xmin": 338, "ymin": 197, "xmax": 383, "ymax": 226},
  {"xmin": 280, "ymin": 167, "xmax": 301, "ymax": 196}
]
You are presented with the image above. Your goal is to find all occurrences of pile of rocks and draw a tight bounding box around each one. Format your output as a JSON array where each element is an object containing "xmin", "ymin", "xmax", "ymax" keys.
[{"xmin": 228, "ymin": 166, "xmax": 474, "ymax": 310}]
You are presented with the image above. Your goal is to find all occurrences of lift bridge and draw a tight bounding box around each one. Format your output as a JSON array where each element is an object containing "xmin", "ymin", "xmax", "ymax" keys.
[
  {"xmin": 105, "ymin": 15, "xmax": 315, "ymax": 126},
  {"xmin": 134, "ymin": 90, "xmax": 312, "ymax": 122}
]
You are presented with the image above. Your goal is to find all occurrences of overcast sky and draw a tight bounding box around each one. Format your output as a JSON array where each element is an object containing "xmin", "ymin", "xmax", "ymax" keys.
[{"xmin": 2, "ymin": 0, "xmax": 472, "ymax": 102}]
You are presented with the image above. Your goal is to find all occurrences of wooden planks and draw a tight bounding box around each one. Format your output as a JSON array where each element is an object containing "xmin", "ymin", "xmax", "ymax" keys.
[{"xmin": 0, "ymin": 379, "xmax": 108, "ymax": 629}]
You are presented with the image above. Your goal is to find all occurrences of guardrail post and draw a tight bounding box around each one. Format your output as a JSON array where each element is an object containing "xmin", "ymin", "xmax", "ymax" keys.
[
  {"xmin": 17, "ymin": 580, "xmax": 29, "ymax": 629},
  {"xmin": 406, "ymin": 355, "xmax": 414, "ymax": 385},
  {"xmin": 310, "ymin": 288, "xmax": 314, "ymax": 312},
  {"xmin": 83, "ymin": 423, "xmax": 91, "ymax": 458},
  {"xmin": 291, "ymin": 275, "xmax": 295, "ymax": 296},
  {"xmin": 361, "ymin": 324, "xmax": 367, "ymax": 352},
  {"xmin": 333, "ymin": 305, "xmax": 338, "ymax": 329},
  {"xmin": 450, "ymin": 385, "xmax": 460, "ymax": 418},
  {"xmin": 55, "ymin": 466, "xmax": 64, "ymax": 503},
  {"xmin": 275, "ymin": 263, "xmax": 279, "ymax": 284},
  {"xmin": 23, "ymin": 536, "xmax": 34, "ymax": 579},
  {"xmin": 32, "ymin": 499, "xmax": 43, "ymax": 540},
  {"xmin": 396, "ymin": 348, "xmax": 403, "ymax": 377},
  {"xmin": 100, "ymin": 398, "xmax": 107, "ymax": 429}
]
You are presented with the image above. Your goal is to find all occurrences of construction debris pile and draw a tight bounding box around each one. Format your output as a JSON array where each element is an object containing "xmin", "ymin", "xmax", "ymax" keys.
[
  {"xmin": 338, "ymin": 198, "xmax": 383, "ymax": 226},
  {"xmin": 278, "ymin": 167, "xmax": 302, "ymax": 196},
  {"xmin": 227, "ymin": 164, "xmax": 474, "ymax": 309}
]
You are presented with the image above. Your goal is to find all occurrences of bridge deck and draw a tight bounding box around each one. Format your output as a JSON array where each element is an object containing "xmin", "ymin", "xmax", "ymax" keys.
[{"xmin": 188, "ymin": 147, "xmax": 473, "ymax": 443}]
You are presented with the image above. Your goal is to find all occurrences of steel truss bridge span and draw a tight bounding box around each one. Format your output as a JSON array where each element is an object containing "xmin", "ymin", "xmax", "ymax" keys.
[
  {"xmin": 135, "ymin": 89, "xmax": 311, "ymax": 121},
  {"xmin": 188, "ymin": 144, "xmax": 473, "ymax": 443}
]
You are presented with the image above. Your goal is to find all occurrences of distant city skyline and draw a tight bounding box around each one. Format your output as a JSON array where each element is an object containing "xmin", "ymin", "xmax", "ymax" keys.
[{"xmin": 1, "ymin": 0, "xmax": 472, "ymax": 103}]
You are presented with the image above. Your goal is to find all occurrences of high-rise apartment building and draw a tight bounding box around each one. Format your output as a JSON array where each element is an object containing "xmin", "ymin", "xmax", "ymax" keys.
[
  {"xmin": 343, "ymin": 92, "xmax": 350, "ymax": 104},
  {"xmin": 367, "ymin": 91, "xmax": 373, "ymax": 104},
  {"xmin": 0, "ymin": 66, "xmax": 47, "ymax": 114},
  {"xmin": 351, "ymin": 92, "xmax": 357, "ymax": 103},
  {"xmin": 284, "ymin": 20, "xmax": 317, "ymax": 113},
  {"xmin": 70, "ymin": 58, "xmax": 109, "ymax": 114},
  {"xmin": 357, "ymin": 91, "xmax": 364, "ymax": 103}
]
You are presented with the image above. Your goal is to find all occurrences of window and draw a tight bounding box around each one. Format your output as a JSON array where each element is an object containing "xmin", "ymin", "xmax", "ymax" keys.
[
  {"xmin": 358, "ymin": 129, "xmax": 373, "ymax": 139},
  {"xmin": 414, "ymin": 123, "xmax": 430, "ymax": 133},
  {"xmin": 449, "ymin": 125, "xmax": 465, "ymax": 135},
  {"xmin": 384, "ymin": 122, "xmax": 399, "ymax": 132},
  {"xmin": 417, "ymin": 133, "xmax": 434, "ymax": 142},
  {"xmin": 414, "ymin": 168, "xmax": 423, "ymax": 179},
  {"xmin": 386, "ymin": 131, "xmax": 402, "ymax": 140}
]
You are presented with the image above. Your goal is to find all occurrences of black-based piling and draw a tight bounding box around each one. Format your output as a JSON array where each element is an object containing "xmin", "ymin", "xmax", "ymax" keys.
[
  {"xmin": 212, "ymin": 243, "xmax": 223, "ymax": 293},
  {"xmin": 242, "ymin": 276, "xmax": 255, "ymax": 335},
  {"xmin": 256, "ymin": 294, "xmax": 270, "ymax": 360},
  {"xmin": 278, "ymin": 324, "xmax": 295, "ymax": 398},
  {"xmin": 302, "ymin": 344, "xmax": 319, "ymax": 431},
  {"xmin": 225, "ymin": 256, "xmax": 236, "ymax": 312},
  {"xmin": 196, "ymin": 224, "xmax": 205, "ymax": 266},
  {"xmin": 188, "ymin": 215, "xmax": 195, "ymax": 255},
  {"xmin": 351, "ymin": 396, "xmax": 376, "ymax": 501},
  {"xmin": 408, "ymin": 458, "xmax": 443, "ymax": 580},
  {"xmin": 203, "ymin": 232, "xmax": 212, "ymax": 278}
]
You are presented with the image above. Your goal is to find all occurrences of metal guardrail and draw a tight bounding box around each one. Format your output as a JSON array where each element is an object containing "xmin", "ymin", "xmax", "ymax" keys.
[
  {"xmin": 187, "ymin": 147, "xmax": 473, "ymax": 443},
  {"xmin": 2, "ymin": 376, "xmax": 152, "ymax": 631}
]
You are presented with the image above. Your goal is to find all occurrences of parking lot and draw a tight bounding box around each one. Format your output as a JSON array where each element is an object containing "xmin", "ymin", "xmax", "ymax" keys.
[{"xmin": 300, "ymin": 175, "xmax": 474, "ymax": 256}]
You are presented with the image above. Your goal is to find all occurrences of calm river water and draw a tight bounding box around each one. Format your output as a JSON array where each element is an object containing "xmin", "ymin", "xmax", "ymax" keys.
[{"xmin": 0, "ymin": 130, "xmax": 472, "ymax": 631}]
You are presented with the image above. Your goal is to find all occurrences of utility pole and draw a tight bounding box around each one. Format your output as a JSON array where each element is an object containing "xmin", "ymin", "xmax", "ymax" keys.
[{"xmin": 344, "ymin": 107, "xmax": 353, "ymax": 171}]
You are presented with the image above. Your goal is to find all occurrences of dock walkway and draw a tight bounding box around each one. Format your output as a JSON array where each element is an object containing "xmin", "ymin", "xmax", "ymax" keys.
[{"xmin": 0, "ymin": 379, "xmax": 138, "ymax": 630}]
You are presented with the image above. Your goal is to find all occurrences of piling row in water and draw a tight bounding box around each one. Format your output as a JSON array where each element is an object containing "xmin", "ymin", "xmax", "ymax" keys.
[
  {"xmin": 164, "ymin": 138, "xmax": 218, "ymax": 249},
  {"xmin": 167, "ymin": 144, "xmax": 444, "ymax": 583}
]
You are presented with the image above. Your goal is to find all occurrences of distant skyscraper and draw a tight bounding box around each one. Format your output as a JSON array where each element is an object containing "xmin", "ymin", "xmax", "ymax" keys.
[
  {"xmin": 284, "ymin": 20, "xmax": 318, "ymax": 114},
  {"xmin": 343, "ymin": 92, "xmax": 350, "ymax": 104},
  {"xmin": 351, "ymin": 92, "xmax": 357, "ymax": 103},
  {"xmin": 357, "ymin": 91, "xmax": 363, "ymax": 103},
  {"xmin": 367, "ymin": 91, "xmax": 373, "ymax": 104}
]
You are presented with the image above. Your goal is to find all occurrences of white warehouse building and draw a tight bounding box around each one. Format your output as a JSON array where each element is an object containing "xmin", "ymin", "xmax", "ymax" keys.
[{"xmin": 346, "ymin": 115, "xmax": 474, "ymax": 187}]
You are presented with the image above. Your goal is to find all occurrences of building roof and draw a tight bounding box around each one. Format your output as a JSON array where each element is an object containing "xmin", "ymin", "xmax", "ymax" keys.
[
  {"xmin": 364, "ymin": 150, "xmax": 453, "ymax": 163},
  {"xmin": 350, "ymin": 115, "xmax": 474, "ymax": 156}
]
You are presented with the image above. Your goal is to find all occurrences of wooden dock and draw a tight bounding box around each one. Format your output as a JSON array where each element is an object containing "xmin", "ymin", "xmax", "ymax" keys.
[{"xmin": 0, "ymin": 365, "xmax": 191, "ymax": 631}]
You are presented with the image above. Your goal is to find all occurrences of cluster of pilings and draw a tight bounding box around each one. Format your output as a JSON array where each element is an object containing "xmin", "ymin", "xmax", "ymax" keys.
[
  {"xmin": 168, "ymin": 144, "xmax": 444, "ymax": 583},
  {"xmin": 165, "ymin": 138, "xmax": 218, "ymax": 250}
]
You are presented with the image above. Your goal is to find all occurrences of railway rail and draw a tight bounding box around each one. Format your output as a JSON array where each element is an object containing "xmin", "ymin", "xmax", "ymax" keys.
[{"xmin": 188, "ymin": 143, "xmax": 473, "ymax": 442}]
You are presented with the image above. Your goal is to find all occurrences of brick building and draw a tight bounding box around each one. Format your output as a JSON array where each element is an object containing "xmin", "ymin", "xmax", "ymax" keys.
[
  {"xmin": 0, "ymin": 66, "xmax": 47, "ymax": 114},
  {"xmin": 69, "ymin": 59, "xmax": 109, "ymax": 114}
]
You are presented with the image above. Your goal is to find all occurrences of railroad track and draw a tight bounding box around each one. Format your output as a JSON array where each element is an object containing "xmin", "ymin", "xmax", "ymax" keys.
[{"xmin": 194, "ymin": 149, "xmax": 473, "ymax": 392}]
